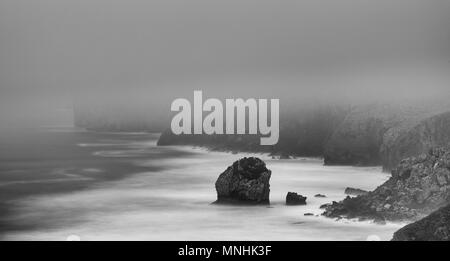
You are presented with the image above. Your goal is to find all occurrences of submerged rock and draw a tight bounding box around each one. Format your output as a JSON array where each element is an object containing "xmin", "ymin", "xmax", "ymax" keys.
[
  {"xmin": 214, "ymin": 157, "xmax": 271, "ymax": 204},
  {"xmin": 286, "ymin": 192, "xmax": 307, "ymax": 205},
  {"xmin": 344, "ymin": 187, "xmax": 369, "ymax": 196},
  {"xmin": 323, "ymin": 147, "xmax": 450, "ymax": 222},
  {"xmin": 392, "ymin": 204, "xmax": 450, "ymax": 241}
]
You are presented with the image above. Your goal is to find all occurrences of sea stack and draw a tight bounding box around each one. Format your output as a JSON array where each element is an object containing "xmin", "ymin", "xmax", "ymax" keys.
[{"xmin": 214, "ymin": 157, "xmax": 271, "ymax": 204}]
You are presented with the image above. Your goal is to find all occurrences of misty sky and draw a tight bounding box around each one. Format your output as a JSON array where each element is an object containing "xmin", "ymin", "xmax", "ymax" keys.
[{"xmin": 0, "ymin": 0, "xmax": 449, "ymax": 128}]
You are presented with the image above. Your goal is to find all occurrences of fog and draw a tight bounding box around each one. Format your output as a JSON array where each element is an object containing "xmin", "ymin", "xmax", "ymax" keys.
[{"xmin": 1, "ymin": 0, "xmax": 449, "ymax": 129}]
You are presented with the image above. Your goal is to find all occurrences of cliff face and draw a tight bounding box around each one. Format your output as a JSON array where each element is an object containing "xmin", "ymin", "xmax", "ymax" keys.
[
  {"xmin": 323, "ymin": 104, "xmax": 389, "ymax": 166},
  {"xmin": 381, "ymin": 112, "xmax": 450, "ymax": 171},
  {"xmin": 157, "ymin": 105, "xmax": 349, "ymax": 157},
  {"xmin": 158, "ymin": 102, "xmax": 450, "ymax": 170},
  {"xmin": 323, "ymin": 102, "xmax": 450, "ymax": 170}
]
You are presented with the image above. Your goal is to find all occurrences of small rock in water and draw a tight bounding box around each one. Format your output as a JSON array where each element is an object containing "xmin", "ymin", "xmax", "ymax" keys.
[
  {"xmin": 214, "ymin": 157, "xmax": 271, "ymax": 205},
  {"xmin": 286, "ymin": 192, "xmax": 307, "ymax": 205},
  {"xmin": 320, "ymin": 203, "xmax": 331, "ymax": 209},
  {"xmin": 344, "ymin": 187, "xmax": 369, "ymax": 196},
  {"xmin": 304, "ymin": 213, "xmax": 314, "ymax": 216},
  {"xmin": 314, "ymin": 194, "xmax": 327, "ymax": 198}
]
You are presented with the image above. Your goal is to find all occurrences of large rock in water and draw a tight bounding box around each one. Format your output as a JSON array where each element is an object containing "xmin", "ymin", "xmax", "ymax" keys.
[
  {"xmin": 323, "ymin": 147, "xmax": 450, "ymax": 222},
  {"xmin": 392, "ymin": 204, "xmax": 450, "ymax": 241},
  {"xmin": 215, "ymin": 157, "xmax": 271, "ymax": 204}
]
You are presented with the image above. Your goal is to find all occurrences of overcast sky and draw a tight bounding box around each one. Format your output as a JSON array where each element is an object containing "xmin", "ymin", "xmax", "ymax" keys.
[{"xmin": 1, "ymin": 0, "xmax": 449, "ymax": 127}]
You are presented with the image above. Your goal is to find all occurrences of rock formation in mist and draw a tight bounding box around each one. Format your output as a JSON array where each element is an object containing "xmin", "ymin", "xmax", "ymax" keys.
[
  {"xmin": 74, "ymin": 96, "xmax": 450, "ymax": 171},
  {"xmin": 381, "ymin": 111, "xmax": 450, "ymax": 171},
  {"xmin": 324, "ymin": 102, "xmax": 450, "ymax": 169},
  {"xmin": 158, "ymin": 101, "xmax": 450, "ymax": 171},
  {"xmin": 323, "ymin": 147, "xmax": 450, "ymax": 222},
  {"xmin": 214, "ymin": 157, "xmax": 271, "ymax": 204},
  {"xmin": 158, "ymin": 105, "xmax": 349, "ymax": 157}
]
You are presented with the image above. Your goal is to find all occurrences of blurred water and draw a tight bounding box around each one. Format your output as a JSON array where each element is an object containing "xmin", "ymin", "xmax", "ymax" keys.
[{"xmin": 0, "ymin": 129, "xmax": 404, "ymax": 241}]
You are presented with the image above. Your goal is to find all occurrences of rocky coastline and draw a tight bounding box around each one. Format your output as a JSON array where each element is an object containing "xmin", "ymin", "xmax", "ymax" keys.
[
  {"xmin": 322, "ymin": 147, "xmax": 450, "ymax": 224},
  {"xmin": 75, "ymin": 101, "xmax": 450, "ymax": 240}
]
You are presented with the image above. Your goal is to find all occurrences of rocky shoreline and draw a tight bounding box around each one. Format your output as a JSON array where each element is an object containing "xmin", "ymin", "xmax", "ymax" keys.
[{"xmin": 322, "ymin": 148, "xmax": 450, "ymax": 228}]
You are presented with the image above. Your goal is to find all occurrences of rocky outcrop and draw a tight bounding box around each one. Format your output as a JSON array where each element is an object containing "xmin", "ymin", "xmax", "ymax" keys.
[
  {"xmin": 323, "ymin": 147, "xmax": 450, "ymax": 222},
  {"xmin": 392, "ymin": 204, "xmax": 450, "ymax": 241},
  {"xmin": 286, "ymin": 192, "xmax": 307, "ymax": 205},
  {"xmin": 345, "ymin": 187, "xmax": 368, "ymax": 196},
  {"xmin": 215, "ymin": 157, "xmax": 271, "ymax": 204}
]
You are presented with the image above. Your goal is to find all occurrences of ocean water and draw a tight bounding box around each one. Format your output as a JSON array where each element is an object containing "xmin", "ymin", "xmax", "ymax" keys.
[{"xmin": 0, "ymin": 128, "xmax": 405, "ymax": 241}]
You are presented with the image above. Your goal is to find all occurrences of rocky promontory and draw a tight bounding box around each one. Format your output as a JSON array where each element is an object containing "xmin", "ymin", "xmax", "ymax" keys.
[
  {"xmin": 214, "ymin": 157, "xmax": 271, "ymax": 204},
  {"xmin": 323, "ymin": 147, "xmax": 450, "ymax": 222}
]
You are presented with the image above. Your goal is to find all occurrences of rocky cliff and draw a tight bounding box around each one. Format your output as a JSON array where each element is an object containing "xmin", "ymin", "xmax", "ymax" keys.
[
  {"xmin": 158, "ymin": 102, "xmax": 450, "ymax": 170},
  {"xmin": 324, "ymin": 102, "xmax": 450, "ymax": 169},
  {"xmin": 381, "ymin": 111, "xmax": 450, "ymax": 171},
  {"xmin": 158, "ymin": 105, "xmax": 349, "ymax": 157},
  {"xmin": 323, "ymin": 147, "xmax": 450, "ymax": 222}
]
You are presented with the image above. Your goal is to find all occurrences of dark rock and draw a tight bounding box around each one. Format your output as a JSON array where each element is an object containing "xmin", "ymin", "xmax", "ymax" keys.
[
  {"xmin": 214, "ymin": 157, "xmax": 271, "ymax": 205},
  {"xmin": 323, "ymin": 103, "xmax": 450, "ymax": 170},
  {"xmin": 392, "ymin": 204, "xmax": 450, "ymax": 241},
  {"xmin": 314, "ymin": 194, "xmax": 327, "ymax": 198},
  {"xmin": 304, "ymin": 213, "xmax": 314, "ymax": 216},
  {"xmin": 286, "ymin": 192, "xmax": 307, "ymax": 205},
  {"xmin": 344, "ymin": 187, "xmax": 369, "ymax": 196},
  {"xmin": 323, "ymin": 147, "xmax": 450, "ymax": 222},
  {"xmin": 320, "ymin": 203, "xmax": 331, "ymax": 209}
]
